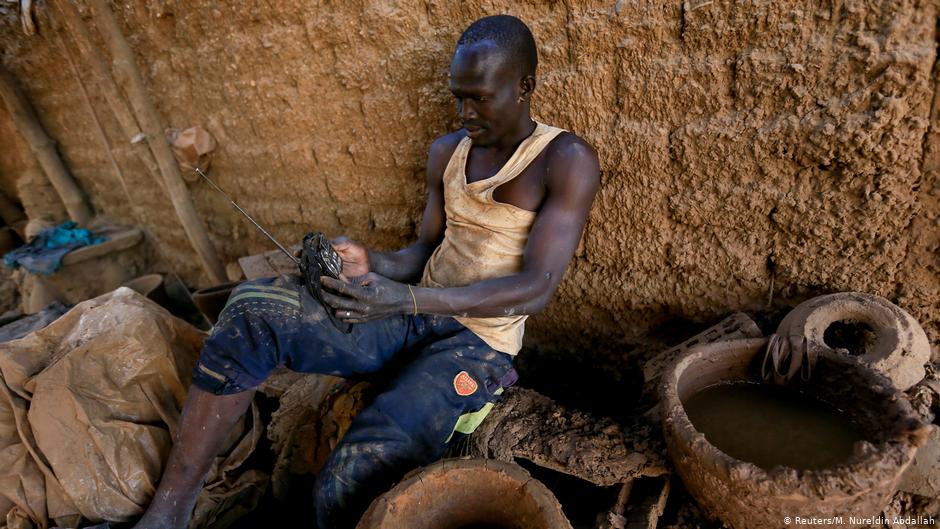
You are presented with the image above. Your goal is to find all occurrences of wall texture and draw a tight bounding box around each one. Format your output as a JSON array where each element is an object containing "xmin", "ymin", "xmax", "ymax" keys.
[{"xmin": 0, "ymin": 0, "xmax": 937, "ymax": 360}]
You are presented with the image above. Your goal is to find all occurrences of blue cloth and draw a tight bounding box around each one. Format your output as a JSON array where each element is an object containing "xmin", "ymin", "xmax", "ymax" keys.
[
  {"xmin": 193, "ymin": 274, "xmax": 517, "ymax": 529},
  {"xmin": 2, "ymin": 221, "xmax": 106, "ymax": 275}
]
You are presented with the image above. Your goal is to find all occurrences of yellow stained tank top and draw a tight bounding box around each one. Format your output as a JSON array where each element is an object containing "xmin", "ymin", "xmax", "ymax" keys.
[{"xmin": 420, "ymin": 122, "xmax": 566, "ymax": 354}]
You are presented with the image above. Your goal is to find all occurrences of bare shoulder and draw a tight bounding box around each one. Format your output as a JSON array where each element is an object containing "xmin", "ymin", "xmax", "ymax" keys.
[
  {"xmin": 545, "ymin": 131, "xmax": 599, "ymax": 167},
  {"xmin": 429, "ymin": 130, "xmax": 466, "ymax": 162},
  {"xmin": 425, "ymin": 130, "xmax": 465, "ymax": 186},
  {"xmin": 544, "ymin": 131, "xmax": 600, "ymax": 194}
]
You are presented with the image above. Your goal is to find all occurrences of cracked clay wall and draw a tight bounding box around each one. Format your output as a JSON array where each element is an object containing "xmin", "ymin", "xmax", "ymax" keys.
[{"xmin": 0, "ymin": 1, "xmax": 938, "ymax": 361}]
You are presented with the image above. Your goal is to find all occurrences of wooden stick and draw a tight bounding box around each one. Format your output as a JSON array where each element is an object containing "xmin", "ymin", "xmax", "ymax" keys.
[
  {"xmin": 0, "ymin": 64, "xmax": 94, "ymax": 225},
  {"xmin": 87, "ymin": 0, "xmax": 226, "ymax": 284},
  {"xmin": 56, "ymin": 31, "xmax": 135, "ymax": 212},
  {"xmin": 56, "ymin": 29, "xmax": 153, "ymax": 222},
  {"xmin": 52, "ymin": 0, "xmax": 163, "ymax": 193},
  {"xmin": 55, "ymin": 27, "xmax": 186, "ymax": 278},
  {"xmin": 613, "ymin": 479, "xmax": 634, "ymax": 516}
]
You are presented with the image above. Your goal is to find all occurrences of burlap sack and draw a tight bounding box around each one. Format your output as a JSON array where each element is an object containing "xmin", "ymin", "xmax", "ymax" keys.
[{"xmin": 0, "ymin": 288, "xmax": 265, "ymax": 529}]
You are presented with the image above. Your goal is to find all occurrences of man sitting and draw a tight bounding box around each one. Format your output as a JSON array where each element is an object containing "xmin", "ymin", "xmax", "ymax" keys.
[{"xmin": 131, "ymin": 14, "xmax": 600, "ymax": 529}]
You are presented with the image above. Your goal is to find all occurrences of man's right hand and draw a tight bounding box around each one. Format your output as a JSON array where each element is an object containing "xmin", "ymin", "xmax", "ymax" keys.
[{"xmin": 331, "ymin": 236, "xmax": 371, "ymax": 281}]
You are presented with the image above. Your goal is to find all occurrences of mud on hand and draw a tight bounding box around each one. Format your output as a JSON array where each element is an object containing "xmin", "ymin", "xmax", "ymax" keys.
[{"xmin": 320, "ymin": 273, "xmax": 410, "ymax": 323}]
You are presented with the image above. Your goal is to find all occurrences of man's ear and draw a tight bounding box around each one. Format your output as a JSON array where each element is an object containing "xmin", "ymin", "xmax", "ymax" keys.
[{"xmin": 519, "ymin": 75, "xmax": 536, "ymax": 102}]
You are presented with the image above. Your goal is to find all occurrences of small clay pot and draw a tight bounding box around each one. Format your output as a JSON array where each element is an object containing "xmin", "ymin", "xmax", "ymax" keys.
[
  {"xmin": 776, "ymin": 292, "xmax": 930, "ymax": 391},
  {"xmin": 192, "ymin": 281, "xmax": 243, "ymax": 325},
  {"xmin": 661, "ymin": 338, "xmax": 928, "ymax": 529},
  {"xmin": 122, "ymin": 274, "xmax": 170, "ymax": 308},
  {"xmin": 357, "ymin": 458, "xmax": 572, "ymax": 529}
]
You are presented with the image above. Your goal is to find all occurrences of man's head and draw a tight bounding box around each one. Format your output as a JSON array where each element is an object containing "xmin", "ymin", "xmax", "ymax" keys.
[{"xmin": 450, "ymin": 15, "xmax": 538, "ymax": 146}]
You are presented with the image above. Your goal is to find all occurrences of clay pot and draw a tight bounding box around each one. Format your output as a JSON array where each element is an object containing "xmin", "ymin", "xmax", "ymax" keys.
[
  {"xmin": 192, "ymin": 281, "xmax": 243, "ymax": 325},
  {"xmin": 776, "ymin": 292, "xmax": 930, "ymax": 391},
  {"xmin": 356, "ymin": 458, "xmax": 572, "ymax": 529},
  {"xmin": 661, "ymin": 338, "xmax": 928, "ymax": 529},
  {"xmin": 122, "ymin": 274, "xmax": 170, "ymax": 308}
]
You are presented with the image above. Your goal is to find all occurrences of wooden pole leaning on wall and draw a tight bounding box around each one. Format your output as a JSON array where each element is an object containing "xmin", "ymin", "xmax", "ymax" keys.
[
  {"xmin": 0, "ymin": 64, "xmax": 94, "ymax": 225},
  {"xmin": 51, "ymin": 0, "xmax": 162, "ymax": 185},
  {"xmin": 87, "ymin": 0, "xmax": 226, "ymax": 284}
]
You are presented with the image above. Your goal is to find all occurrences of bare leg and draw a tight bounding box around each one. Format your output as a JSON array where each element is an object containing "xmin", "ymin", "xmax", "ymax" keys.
[{"xmin": 132, "ymin": 387, "xmax": 255, "ymax": 529}]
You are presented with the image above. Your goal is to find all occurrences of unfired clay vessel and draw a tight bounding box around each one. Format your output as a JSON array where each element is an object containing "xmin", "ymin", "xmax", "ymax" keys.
[
  {"xmin": 356, "ymin": 458, "xmax": 572, "ymax": 529},
  {"xmin": 661, "ymin": 338, "xmax": 928, "ymax": 529},
  {"xmin": 776, "ymin": 292, "xmax": 930, "ymax": 391}
]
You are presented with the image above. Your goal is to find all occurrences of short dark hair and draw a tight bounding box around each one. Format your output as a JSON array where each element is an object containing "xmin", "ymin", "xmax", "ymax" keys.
[{"xmin": 456, "ymin": 15, "xmax": 538, "ymax": 77}]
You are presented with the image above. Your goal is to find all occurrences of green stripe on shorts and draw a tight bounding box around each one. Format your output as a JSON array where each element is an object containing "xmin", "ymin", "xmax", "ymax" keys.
[
  {"xmin": 247, "ymin": 284, "xmax": 301, "ymax": 298},
  {"xmin": 445, "ymin": 402, "xmax": 495, "ymax": 443},
  {"xmin": 226, "ymin": 291, "xmax": 301, "ymax": 308}
]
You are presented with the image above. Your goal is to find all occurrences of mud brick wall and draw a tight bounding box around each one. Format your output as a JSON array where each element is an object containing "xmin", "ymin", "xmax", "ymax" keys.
[{"xmin": 0, "ymin": 1, "xmax": 937, "ymax": 359}]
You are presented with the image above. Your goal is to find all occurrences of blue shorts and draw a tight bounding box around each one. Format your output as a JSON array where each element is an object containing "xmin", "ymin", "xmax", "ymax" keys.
[{"xmin": 192, "ymin": 275, "xmax": 517, "ymax": 528}]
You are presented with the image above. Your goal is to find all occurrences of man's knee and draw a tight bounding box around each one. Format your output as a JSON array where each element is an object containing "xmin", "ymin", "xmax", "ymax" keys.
[
  {"xmin": 192, "ymin": 280, "xmax": 300, "ymax": 395},
  {"xmin": 218, "ymin": 277, "xmax": 304, "ymax": 327}
]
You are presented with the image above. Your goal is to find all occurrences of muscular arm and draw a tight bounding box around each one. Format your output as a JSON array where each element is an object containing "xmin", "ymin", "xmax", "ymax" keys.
[
  {"xmin": 365, "ymin": 134, "xmax": 455, "ymax": 282},
  {"xmin": 323, "ymin": 134, "xmax": 600, "ymax": 320},
  {"xmin": 412, "ymin": 135, "xmax": 600, "ymax": 316}
]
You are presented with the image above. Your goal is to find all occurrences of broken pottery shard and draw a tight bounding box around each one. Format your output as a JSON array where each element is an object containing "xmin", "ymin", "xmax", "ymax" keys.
[
  {"xmin": 166, "ymin": 126, "xmax": 218, "ymax": 180},
  {"xmin": 622, "ymin": 477, "xmax": 671, "ymax": 529},
  {"xmin": 266, "ymin": 374, "xmax": 370, "ymax": 500},
  {"xmin": 642, "ymin": 312, "xmax": 762, "ymax": 396}
]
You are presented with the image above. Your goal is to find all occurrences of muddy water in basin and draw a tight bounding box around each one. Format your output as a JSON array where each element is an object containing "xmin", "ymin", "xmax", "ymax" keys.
[{"xmin": 684, "ymin": 381, "xmax": 867, "ymax": 471}]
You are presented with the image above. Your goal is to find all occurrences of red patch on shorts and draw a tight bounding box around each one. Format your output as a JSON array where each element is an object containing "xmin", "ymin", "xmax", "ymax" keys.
[{"xmin": 453, "ymin": 371, "xmax": 478, "ymax": 397}]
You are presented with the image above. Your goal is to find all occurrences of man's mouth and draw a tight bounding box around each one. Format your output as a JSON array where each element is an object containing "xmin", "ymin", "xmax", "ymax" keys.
[{"xmin": 464, "ymin": 124, "xmax": 484, "ymax": 135}]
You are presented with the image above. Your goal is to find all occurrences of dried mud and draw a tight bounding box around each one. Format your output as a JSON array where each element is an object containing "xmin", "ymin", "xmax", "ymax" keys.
[
  {"xmin": 0, "ymin": 1, "xmax": 936, "ymax": 359},
  {"xmin": 468, "ymin": 387, "xmax": 667, "ymax": 487},
  {"xmin": 264, "ymin": 372, "xmax": 373, "ymax": 499}
]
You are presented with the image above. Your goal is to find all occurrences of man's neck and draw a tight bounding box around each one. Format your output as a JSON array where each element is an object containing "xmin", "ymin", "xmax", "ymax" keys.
[{"xmin": 490, "ymin": 116, "xmax": 537, "ymax": 151}]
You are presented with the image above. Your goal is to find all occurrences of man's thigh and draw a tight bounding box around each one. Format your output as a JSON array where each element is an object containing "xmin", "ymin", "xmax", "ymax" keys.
[
  {"xmin": 314, "ymin": 319, "xmax": 517, "ymax": 527},
  {"xmin": 192, "ymin": 275, "xmax": 416, "ymax": 394}
]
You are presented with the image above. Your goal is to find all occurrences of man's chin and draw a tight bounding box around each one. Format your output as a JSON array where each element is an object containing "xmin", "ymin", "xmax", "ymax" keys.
[{"xmin": 469, "ymin": 133, "xmax": 494, "ymax": 146}]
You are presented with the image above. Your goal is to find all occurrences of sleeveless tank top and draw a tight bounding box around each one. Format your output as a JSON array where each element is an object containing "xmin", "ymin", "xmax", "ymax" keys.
[{"xmin": 420, "ymin": 122, "xmax": 566, "ymax": 354}]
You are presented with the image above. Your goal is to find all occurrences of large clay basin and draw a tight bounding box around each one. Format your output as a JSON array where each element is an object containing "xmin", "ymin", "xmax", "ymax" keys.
[
  {"xmin": 661, "ymin": 338, "xmax": 927, "ymax": 529},
  {"xmin": 357, "ymin": 458, "xmax": 572, "ymax": 529}
]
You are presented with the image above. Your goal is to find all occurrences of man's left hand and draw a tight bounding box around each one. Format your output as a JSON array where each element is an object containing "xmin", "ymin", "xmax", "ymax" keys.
[{"xmin": 320, "ymin": 273, "xmax": 411, "ymax": 323}]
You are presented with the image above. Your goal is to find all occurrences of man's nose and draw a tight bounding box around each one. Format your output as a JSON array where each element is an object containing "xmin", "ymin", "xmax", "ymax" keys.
[{"xmin": 458, "ymin": 100, "xmax": 477, "ymax": 120}]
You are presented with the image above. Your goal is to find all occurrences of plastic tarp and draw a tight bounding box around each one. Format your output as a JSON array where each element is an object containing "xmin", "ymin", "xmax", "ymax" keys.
[
  {"xmin": 0, "ymin": 288, "xmax": 266, "ymax": 529},
  {"xmin": 0, "ymin": 302, "xmax": 69, "ymax": 344}
]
